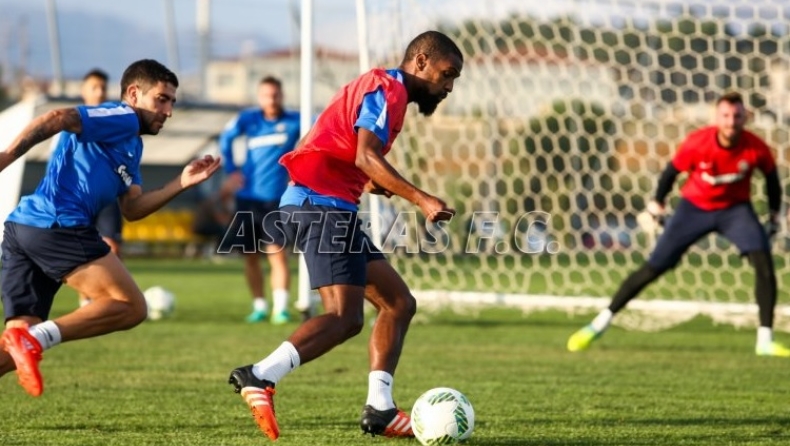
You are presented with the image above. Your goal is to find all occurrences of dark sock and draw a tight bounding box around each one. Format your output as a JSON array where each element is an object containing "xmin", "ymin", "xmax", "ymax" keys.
[
  {"xmin": 608, "ymin": 263, "xmax": 662, "ymax": 313},
  {"xmin": 749, "ymin": 251, "xmax": 776, "ymax": 328}
]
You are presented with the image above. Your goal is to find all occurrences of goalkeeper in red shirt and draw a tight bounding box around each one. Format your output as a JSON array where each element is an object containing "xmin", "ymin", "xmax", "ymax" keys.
[{"xmin": 567, "ymin": 92, "xmax": 789, "ymax": 357}]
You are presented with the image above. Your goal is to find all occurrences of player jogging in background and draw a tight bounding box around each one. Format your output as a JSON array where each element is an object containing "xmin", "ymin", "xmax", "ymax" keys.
[
  {"xmin": 0, "ymin": 59, "xmax": 221, "ymax": 397},
  {"xmin": 567, "ymin": 92, "xmax": 789, "ymax": 357},
  {"xmin": 220, "ymin": 76, "xmax": 301, "ymax": 325},
  {"xmin": 227, "ymin": 30, "xmax": 463, "ymax": 441}
]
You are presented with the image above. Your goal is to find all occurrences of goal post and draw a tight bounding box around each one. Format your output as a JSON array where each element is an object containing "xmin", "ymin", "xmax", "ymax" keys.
[{"xmin": 358, "ymin": 0, "xmax": 790, "ymax": 332}]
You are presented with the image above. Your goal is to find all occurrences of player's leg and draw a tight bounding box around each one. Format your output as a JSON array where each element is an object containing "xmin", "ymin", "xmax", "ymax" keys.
[
  {"xmin": 0, "ymin": 224, "xmax": 61, "ymax": 394},
  {"xmin": 568, "ymin": 199, "xmax": 715, "ymax": 351},
  {"xmin": 228, "ymin": 205, "xmax": 368, "ymax": 440},
  {"xmin": 717, "ymin": 203, "xmax": 788, "ymax": 356},
  {"xmin": 262, "ymin": 201, "xmax": 291, "ymax": 324},
  {"xmin": 265, "ymin": 245, "xmax": 290, "ymax": 324},
  {"xmin": 240, "ymin": 198, "xmax": 269, "ymax": 322},
  {"xmin": 79, "ymin": 202, "xmax": 123, "ymax": 307},
  {"xmin": 243, "ymin": 253, "xmax": 267, "ymax": 322},
  {"xmin": 2, "ymin": 223, "xmax": 146, "ymax": 396},
  {"xmin": 359, "ymin": 258, "xmax": 416, "ymax": 438}
]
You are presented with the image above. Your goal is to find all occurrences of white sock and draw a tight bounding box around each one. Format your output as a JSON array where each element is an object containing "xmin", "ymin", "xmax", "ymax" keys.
[
  {"xmin": 252, "ymin": 341, "xmax": 300, "ymax": 385},
  {"xmin": 79, "ymin": 298, "xmax": 91, "ymax": 307},
  {"xmin": 253, "ymin": 297, "xmax": 268, "ymax": 313},
  {"xmin": 272, "ymin": 289, "xmax": 289, "ymax": 314},
  {"xmin": 365, "ymin": 371, "xmax": 395, "ymax": 411},
  {"xmin": 590, "ymin": 309, "xmax": 613, "ymax": 333},
  {"xmin": 295, "ymin": 290, "xmax": 317, "ymax": 313},
  {"xmin": 28, "ymin": 321, "xmax": 61, "ymax": 350},
  {"xmin": 757, "ymin": 326, "xmax": 773, "ymax": 345}
]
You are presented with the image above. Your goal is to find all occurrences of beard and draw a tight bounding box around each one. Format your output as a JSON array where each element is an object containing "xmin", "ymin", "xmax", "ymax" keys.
[
  {"xmin": 415, "ymin": 90, "xmax": 446, "ymax": 116},
  {"xmin": 140, "ymin": 116, "xmax": 163, "ymax": 135}
]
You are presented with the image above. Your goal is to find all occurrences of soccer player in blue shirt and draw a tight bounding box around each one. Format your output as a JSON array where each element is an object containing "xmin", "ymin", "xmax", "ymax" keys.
[
  {"xmin": 0, "ymin": 59, "xmax": 221, "ymax": 397},
  {"xmin": 71, "ymin": 69, "xmax": 128, "ymax": 308},
  {"xmin": 219, "ymin": 76, "xmax": 301, "ymax": 324}
]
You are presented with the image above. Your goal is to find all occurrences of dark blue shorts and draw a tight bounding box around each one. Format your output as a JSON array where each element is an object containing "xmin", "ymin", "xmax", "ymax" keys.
[
  {"xmin": 1, "ymin": 222, "xmax": 110, "ymax": 321},
  {"xmin": 648, "ymin": 199, "xmax": 769, "ymax": 272},
  {"xmin": 95, "ymin": 201, "xmax": 123, "ymax": 243},
  {"xmin": 232, "ymin": 197, "xmax": 282, "ymax": 249},
  {"xmin": 274, "ymin": 203, "xmax": 385, "ymax": 289}
]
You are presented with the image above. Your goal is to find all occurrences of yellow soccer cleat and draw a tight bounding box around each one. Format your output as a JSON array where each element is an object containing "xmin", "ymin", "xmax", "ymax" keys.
[
  {"xmin": 567, "ymin": 325, "xmax": 602, "ymax": 352},
  {"xmin": 756, "ymin": 341, "xmax": 790, "ymax": 357}
]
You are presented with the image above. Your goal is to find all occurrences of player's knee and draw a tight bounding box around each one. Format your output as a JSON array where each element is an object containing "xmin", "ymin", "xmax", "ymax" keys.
[
  {"xmin": 122, "ymin": 296, "xmax": 149, "ymax": 329},
  {"xmin": 340, "ymin": 311, "xmax": 365, "ymax": 338},
  {"xmin": 401, "ymin": 293, "xmax": 417, "ymax": 319}
]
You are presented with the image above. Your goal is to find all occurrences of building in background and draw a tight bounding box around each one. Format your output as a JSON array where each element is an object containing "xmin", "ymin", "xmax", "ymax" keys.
[{"xmin": 205, "ymin": 46, "xmax": 359, "ymax": 109}]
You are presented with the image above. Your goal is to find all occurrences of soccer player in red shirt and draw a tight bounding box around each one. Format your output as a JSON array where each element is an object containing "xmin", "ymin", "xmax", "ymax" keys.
[
  {"xmin": 567, "ymin": 92, "xmax": 789, "ymax": 356},
  {"xmin": 227, "ymin": 31, "xmax": 463, "ymax": 440}
]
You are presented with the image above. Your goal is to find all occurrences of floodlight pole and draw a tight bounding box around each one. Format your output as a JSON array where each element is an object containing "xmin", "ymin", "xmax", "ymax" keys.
[
  {"xmin": 196, "ymin": 0, "xmax": 211, "ymax": 101},
  {"xmin": 164, "ymin": 0, "xmax": 181, "ymax": 74},
  {"xmin": 45, "ymin": 0, "xmax": 64, "ymax": 95}
]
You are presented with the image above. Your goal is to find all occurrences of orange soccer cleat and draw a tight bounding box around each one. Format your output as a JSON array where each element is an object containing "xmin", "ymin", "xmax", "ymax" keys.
[
  {"xmin": 229, "ymin": 365, "xmax": 279, "ymax": 440},
  {"xmin": 2, "ymin": 325, "xmax": 44, "ymax": 397}
]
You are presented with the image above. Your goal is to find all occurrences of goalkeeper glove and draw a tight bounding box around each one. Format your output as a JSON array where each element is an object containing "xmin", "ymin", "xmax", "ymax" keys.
[{"xmin": 646, "ymin": 200, "xmax": 666, "ymax": 227}]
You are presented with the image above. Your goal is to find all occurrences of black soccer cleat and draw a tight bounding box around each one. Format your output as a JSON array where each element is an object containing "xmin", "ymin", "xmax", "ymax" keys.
[{"xmin": 359, "ymin": 405, "xmax": 414, "ymax": 438}]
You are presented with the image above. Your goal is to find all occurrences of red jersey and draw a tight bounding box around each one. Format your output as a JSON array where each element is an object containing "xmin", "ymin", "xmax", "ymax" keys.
[
  {"xmin": 279, "ymin": 69, "xmax": 408, "ymax": 204},
  {"xmin": 672, "ymin": 126, "xmax": 776, "ymax": 210}
]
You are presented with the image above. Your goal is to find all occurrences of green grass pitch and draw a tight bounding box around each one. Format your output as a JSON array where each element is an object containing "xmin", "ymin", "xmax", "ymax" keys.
[{"xmin": 1, "ymin": 258, "xmax": 789, "ymax": 445}]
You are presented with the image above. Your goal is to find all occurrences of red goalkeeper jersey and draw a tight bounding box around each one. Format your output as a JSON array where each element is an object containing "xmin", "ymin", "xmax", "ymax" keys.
[
  {"xmin": 279, "ymin": 68, "xmax": 408, "ymax": 204},
  {"xmin": 672, "ymin": 126, "xmax": 776, "ymax": 211}
]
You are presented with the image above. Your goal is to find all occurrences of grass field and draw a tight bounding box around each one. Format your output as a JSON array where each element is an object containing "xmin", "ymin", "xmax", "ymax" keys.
[{"xmin": 2, "ymin": 258, "xmax": 790, "ymax": 445}]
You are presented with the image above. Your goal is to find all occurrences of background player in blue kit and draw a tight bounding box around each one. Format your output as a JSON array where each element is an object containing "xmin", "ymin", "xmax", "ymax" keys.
[
  {"xmin": 219, "ymin": 76, "xmax": 301, "ymax": 324},
  {"xmin": 0, "ymin": 59, "xmax": 221, "ymax": 397}
]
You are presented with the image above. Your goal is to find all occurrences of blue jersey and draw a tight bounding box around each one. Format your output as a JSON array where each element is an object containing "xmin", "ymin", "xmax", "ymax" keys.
[
  {"xmin": 9, "ymin": 102, "xmax": 142, "ymax": 228},
  {"xmin": 354, "ymin": 68, "xmax": 403, "ymax": 146},
  {"xmin": 219, "ymin": 108, "xmax": 301, "ymax": 202}
]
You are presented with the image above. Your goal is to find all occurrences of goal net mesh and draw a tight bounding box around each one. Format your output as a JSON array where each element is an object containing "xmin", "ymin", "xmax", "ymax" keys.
[{"xmin": 359, "ymin": 0, "xmax": 790, "ymax": 331}]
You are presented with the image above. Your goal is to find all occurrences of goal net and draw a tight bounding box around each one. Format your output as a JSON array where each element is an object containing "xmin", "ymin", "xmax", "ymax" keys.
[{"xmin": 359, "ymin": 0, "xmax": 790, "ymax": 331}]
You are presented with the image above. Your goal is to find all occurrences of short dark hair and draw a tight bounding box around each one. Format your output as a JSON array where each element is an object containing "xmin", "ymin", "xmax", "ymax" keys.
[
  {"xmin": 401, "ymin": 30, "xmax": 463, "ymax": 65},
  {"xmin": 83, "ymin": 68, "xmax": 108, "ymax": 83},
  {"xmin": 120, "ymin": 59, "xmax": 178, "ymax": 98},
  {"xmin": 717, "ymin": 92, "xmax": 744, "ymax": 106},
  {"xmin": 259, "ymin": 76, "xmax": 282, "ymax": 89}
]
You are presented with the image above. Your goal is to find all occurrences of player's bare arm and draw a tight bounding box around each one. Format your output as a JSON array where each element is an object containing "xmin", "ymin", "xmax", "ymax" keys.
[
  {"xmin": 0, "ymin": 108, "xmax": 82, "ymax": 172},
  {"xmin": 119, "ymin": 155, "xmax": 221, "ymax": 221},
  {"xmin": 355, "ymin": 128, "xmax": 454, "ymax": 222}
]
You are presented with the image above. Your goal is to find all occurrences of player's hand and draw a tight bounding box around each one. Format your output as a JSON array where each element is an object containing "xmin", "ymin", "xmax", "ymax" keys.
[
  {"xmin": 364, "ymin": 179, "xmax": 393, "ymax": 197},
  {"xmin": 646, "ymin": 200, "xmax": 666, "ymax": 226},
  {"xmin": 181, "ymin": 155, "xmax": 221, "ymax": 188},
  {"xmin": 419, "ymin": 195, "xmax": 455, "ymax": 223}
]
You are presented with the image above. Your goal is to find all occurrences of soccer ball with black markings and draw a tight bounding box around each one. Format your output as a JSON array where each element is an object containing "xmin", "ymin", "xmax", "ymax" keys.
[{"xmin": 411, "ymin": 387, "xmax": 475, "ymax": 445}]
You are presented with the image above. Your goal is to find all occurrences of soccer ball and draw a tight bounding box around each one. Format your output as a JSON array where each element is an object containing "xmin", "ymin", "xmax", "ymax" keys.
[
  {"xmin": 411, "ymin": 387, "xmax": 475, "ymax": 445},
  {"xmin": 143, "ymin": 286, "xmax": 175, "ymax": 321}
]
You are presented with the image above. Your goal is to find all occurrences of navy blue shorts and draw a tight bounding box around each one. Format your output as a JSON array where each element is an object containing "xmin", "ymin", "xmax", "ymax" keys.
[
  {"xmin": 274, "ymin": 204, "xmax": 385, "ymax": 289},
  {"xmin": 232, "ymin": 197, "xmax": 283, "ymax": 249},
  {"xmin": 95, "ymin": 201, "xmax": 123, "ymax": 243},
  {"xmin": 648, "ymin": 199, "xmax": 769, "ymax": 272},
  {"xmin": 1, "ymin": 222, "xmax": 110, "ymax": 321}
]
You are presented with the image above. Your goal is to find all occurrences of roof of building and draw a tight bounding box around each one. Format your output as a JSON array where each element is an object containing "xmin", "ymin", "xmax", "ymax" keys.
[{"xmin": 23, "ymin": 96, "xmax": 241, "ymax": 166}]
